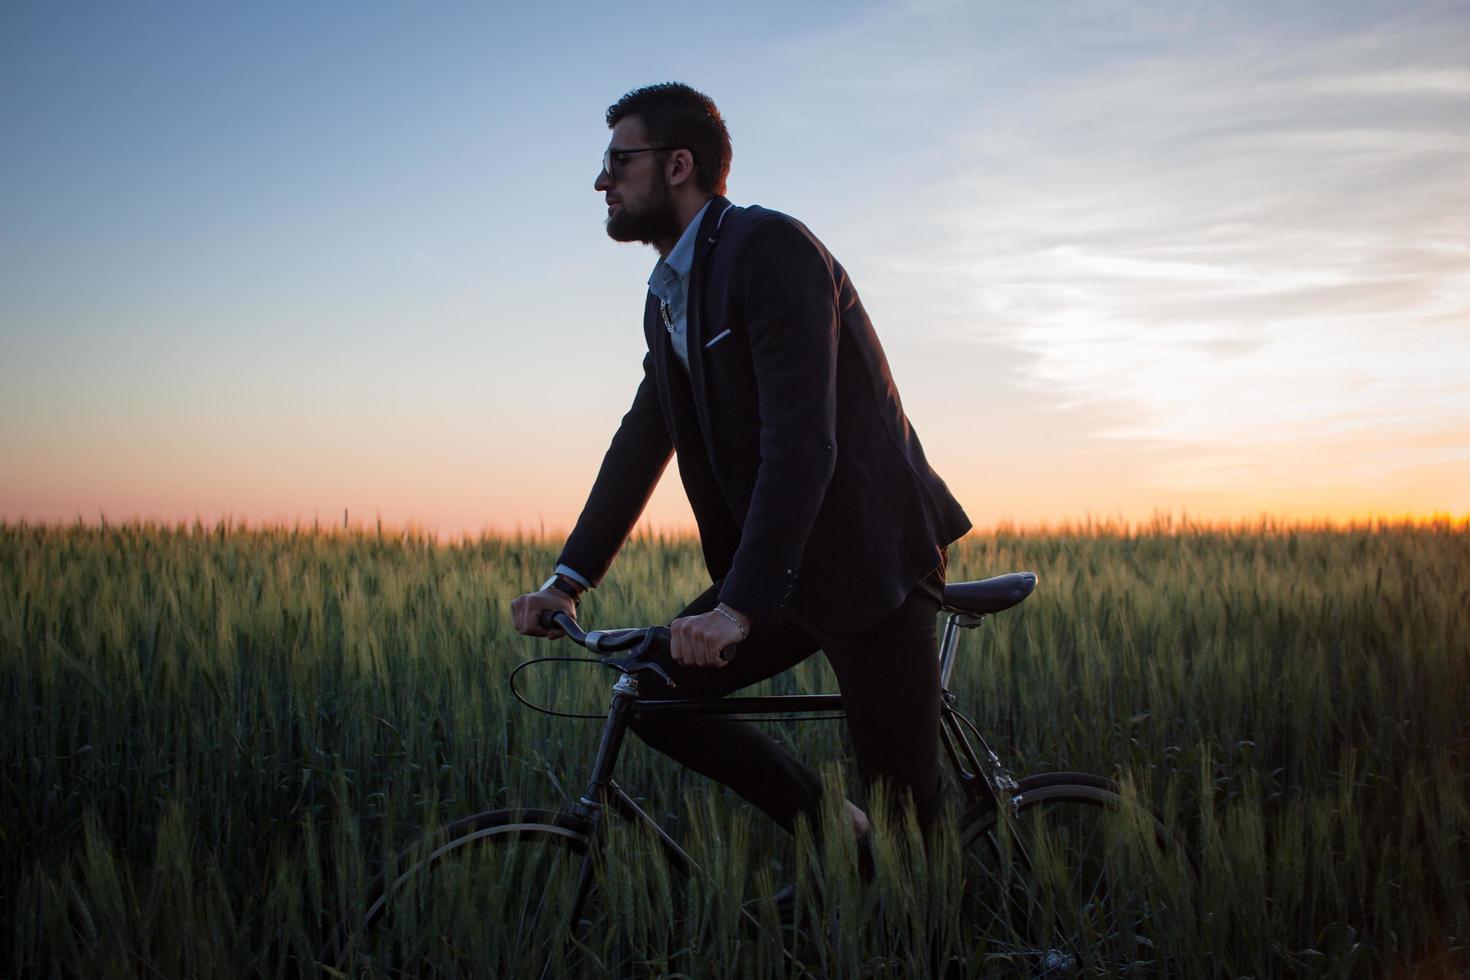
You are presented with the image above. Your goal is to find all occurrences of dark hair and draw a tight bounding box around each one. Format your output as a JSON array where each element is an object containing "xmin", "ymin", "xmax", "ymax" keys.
[{"xmin": 606, "ymin": 82, "xmax": 732, "ymax": 196}]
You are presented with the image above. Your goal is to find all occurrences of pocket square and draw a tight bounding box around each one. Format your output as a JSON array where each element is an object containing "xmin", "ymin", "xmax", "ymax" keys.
[{"xmin": 704, "ymin": 328, "xmax": 732, "ymax": 350}]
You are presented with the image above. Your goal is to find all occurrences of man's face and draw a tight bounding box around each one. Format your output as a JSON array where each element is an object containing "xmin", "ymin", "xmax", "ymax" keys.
[{"xmin": 596, "ymin": 116, "xmax": 680, "ymax": 245}]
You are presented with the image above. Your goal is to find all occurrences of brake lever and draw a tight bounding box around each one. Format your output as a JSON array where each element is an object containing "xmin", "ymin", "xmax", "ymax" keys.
[{"xmin": 604, "ymin": 632, "xmax": 676, "ymax": 688}]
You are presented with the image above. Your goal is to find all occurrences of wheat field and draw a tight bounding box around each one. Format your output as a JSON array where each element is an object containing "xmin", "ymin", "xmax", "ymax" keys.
[{"xmin": 3, "ymin": 519, "xmax": 1467, "ymax": 977}]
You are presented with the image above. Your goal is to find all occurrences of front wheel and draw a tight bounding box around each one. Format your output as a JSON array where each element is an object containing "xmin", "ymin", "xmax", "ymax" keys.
[
  {"xmin": 326, "ymin": 808, "xmax": 605, "ymax": 979},
  {"xmin": 957, "ymin": 777, "xmax": 1191, "ymax": 977}
]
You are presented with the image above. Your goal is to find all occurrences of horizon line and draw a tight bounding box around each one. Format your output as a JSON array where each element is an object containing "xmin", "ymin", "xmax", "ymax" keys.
[{"xmin": 4, "ymin": 510, "xmax": 1466, "ymax": 542}]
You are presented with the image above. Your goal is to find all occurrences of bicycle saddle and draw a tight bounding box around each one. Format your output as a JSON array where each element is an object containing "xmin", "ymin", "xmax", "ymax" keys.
[{"xmin": 942, "ymin": 571, "xmax": 1037, "ymax": 616}]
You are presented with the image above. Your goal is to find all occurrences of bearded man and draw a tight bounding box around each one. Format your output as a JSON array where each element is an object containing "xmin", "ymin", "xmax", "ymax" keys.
[{"xmin": 511, "ymin": 82, "xmax": 971, "ymax": 851}]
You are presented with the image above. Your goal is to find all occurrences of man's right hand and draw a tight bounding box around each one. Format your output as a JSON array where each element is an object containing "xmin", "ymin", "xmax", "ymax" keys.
[{"xmin": 510, "ymin": 588, "xmax": 578, "ymax": 639}]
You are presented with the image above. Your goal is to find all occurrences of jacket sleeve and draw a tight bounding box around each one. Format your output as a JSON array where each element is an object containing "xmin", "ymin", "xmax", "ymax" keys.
[
  {"xmin": 557, "ymin": 350, "xmax": 673, "ymax": 586},
  {"xmin": 717, "ymin": 218, "xmax": 839, "ymax": 622}
]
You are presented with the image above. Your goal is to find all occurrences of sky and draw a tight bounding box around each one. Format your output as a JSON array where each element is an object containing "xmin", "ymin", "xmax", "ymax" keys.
[{"xmin": 2, "ymin": 0, "xmax": 1467, "ymax": 538}]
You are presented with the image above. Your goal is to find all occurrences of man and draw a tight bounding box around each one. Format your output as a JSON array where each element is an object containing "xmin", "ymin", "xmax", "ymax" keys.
[{"xmin": 511, "ymin": 83, "xmax": 970, "ymax": 845}]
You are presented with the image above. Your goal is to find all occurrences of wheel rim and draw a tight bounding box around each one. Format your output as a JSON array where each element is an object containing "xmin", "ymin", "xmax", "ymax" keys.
[
  {"xmin": 344, "ymin": 817, "xmax": 603, "ymax": 978},
  {"xmin": 959, "ymin": 788, "xmax": 1175, "ymax": 976}
]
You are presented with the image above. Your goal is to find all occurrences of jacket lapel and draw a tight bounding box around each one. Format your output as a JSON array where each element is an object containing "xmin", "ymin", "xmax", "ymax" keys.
[
  {"xmin": 685, "ymin": 196, "xmax": 731, "ymax": 391},
  {"xmin": 686, "ymin": 196, "xmax": 735, "ymax": 450}
]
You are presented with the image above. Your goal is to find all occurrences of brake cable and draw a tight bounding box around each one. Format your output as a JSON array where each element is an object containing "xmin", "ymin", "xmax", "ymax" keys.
[{"xmin": 509, "ymin": 656, "xmax": 617, "ymax": 720}]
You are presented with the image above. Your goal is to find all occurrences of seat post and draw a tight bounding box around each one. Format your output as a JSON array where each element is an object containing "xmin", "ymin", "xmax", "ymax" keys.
[
  {"xmin": 939, "ymin": 611, "xmax": 988, "ymax": 690},
  {"xmin": 938, "ymin": 613, "xmax": 960, "ymax": 689}
]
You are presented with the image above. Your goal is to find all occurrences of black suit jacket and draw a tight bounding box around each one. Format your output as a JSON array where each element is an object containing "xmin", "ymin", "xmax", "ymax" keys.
[{"xmin": 559, "ymin": 197, "xmax": 971, "ymax": 635}]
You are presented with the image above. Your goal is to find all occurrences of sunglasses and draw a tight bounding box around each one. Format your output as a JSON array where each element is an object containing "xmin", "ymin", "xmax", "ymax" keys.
[{"xmin": 602, "ymin": 146, "xmax": 683, "ymax": 178}]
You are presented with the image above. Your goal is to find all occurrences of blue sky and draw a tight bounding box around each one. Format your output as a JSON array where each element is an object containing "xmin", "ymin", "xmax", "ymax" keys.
[{"xmin": 3, "ymin": 1, "xmax": 1467, "ymax": 534}]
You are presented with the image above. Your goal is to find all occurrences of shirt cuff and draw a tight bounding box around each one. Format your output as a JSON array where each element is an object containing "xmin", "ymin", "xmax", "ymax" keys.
[{"xmin": 555, "ymin": 564, "xmax": 593, "ymax": 590}]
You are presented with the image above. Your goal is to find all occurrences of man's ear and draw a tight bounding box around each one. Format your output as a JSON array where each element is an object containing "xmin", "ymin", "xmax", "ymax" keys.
[{"xmin": 666, "ymin": 148, "xmax": 696, "ymax": 188}]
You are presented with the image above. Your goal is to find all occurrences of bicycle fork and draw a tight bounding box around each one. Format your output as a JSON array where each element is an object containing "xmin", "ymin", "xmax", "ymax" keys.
[
  {"xmin": 563, "ymin": 675, "xmax": 723, "ymax": 922},
  {"xmin": 560, "ymin": 674, "xmax": 643, "ymax": 929}
]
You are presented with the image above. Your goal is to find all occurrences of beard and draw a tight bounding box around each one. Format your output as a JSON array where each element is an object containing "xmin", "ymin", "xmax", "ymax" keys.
[{"xmin": 605, "ymin": 173, "xmax": 681, "ymax": 245}]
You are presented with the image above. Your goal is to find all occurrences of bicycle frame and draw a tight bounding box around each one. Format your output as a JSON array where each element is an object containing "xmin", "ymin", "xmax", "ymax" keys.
[{"xmin": 340, "ymin": 594, "xmax": 1173, "ymax": 977}]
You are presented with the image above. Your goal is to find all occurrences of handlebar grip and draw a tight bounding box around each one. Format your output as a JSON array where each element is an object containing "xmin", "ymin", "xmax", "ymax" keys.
[
  {"xmin": 628, "ymin": 626, "xmax": 736, "ymax": 667},
  {"xmin": 539, "ymin": 609, "xmax": 575, "ymax": 633},
  {"xmin": 655, "ymin": 624, "xmax": 737, "ymax": 663}
]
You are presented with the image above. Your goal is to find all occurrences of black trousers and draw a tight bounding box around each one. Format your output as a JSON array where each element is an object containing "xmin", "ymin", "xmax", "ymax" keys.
[{"xmin": 628, "ymin": 563, "xmax": 946, "ymax": 836}]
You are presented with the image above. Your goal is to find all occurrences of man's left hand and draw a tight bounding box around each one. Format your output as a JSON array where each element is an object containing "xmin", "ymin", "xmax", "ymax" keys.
[{"xmin": 670, "ymin": 604, "xmax": 751, "ymax": 667}]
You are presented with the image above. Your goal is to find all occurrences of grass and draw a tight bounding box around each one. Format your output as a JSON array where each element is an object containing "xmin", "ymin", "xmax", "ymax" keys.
[{"xmin": 2, "ymin": 517, "xmax": 1467, "ymax": 977}]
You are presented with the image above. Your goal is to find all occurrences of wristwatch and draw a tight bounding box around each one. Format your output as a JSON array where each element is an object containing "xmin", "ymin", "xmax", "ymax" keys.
[{"xmin": 539, "ymin": 573, "xmax": 582, "ymax": 604}]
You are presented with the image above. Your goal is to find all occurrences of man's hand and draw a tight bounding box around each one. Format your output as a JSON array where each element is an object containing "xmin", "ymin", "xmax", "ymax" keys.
[
  {"xmin": 670, "ymin": 603, "xmax": 751, "ymax": 667},
  {"xmin": 510, "ymin": 588, "xmax": 578, "ymax": 639}
]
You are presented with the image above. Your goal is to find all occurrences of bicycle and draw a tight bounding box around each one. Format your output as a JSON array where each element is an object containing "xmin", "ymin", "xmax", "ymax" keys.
[{"xmin": 325, "ymin": 571, "xmax": 1192, "ymax": 977}]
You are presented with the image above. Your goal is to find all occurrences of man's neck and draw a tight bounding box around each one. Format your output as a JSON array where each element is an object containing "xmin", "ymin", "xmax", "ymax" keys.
[{"xmin": 652, "ymin": 194, "xmax": 715, "ymax": 258}]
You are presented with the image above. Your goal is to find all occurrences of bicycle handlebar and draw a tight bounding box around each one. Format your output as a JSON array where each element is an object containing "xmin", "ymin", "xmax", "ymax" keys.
[
  {"xmin": 540, "ymin": 610, "xmax": 667, "ymax": 653},
  {"xmin": 538, "ymin": 610, "xmax": 738, "ymax": 668}
]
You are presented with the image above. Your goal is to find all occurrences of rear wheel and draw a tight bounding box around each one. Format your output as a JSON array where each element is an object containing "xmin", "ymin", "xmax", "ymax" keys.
[
  {"xmin": 327, "ymin": 809, "xmax": 606, "ymax": 979},
  {"xmin": 957, "ymin": 776, "xmax": 1189, "ymax": 977}
]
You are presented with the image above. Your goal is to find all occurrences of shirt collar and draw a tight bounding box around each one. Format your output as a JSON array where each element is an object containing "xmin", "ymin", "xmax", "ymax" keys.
[{"xmin": 650, "ymin": 199, "xmax": 713, "ymax": 286}]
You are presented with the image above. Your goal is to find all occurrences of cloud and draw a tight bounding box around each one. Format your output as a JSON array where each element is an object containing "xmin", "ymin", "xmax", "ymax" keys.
[
  {"xmin": 1309, "ymin": 69, "xmax": 1470, "ymax": 96},
  {"xmin": 892, "ymin": 4, "xmax": 1470, "ymax": 500}
]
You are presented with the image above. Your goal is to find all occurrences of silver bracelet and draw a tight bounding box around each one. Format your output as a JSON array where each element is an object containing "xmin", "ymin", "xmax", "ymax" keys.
[{"xmin": 713, "ymin": 604, "xmax": 749, "ymax": 640}]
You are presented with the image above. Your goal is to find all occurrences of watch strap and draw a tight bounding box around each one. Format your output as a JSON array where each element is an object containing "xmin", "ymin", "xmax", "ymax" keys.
[{"xmin": 540, "ymin": 573, "xmax": 582, "ymax": 603}]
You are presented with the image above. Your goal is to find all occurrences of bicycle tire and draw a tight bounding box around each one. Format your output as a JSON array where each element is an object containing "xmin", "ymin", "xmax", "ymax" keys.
[
  {"xmin": 327, "ymin": 808, "xmax": 606, "ymax": 979},
  {"xmin": 956, "ymin": 777, "xmax": 1189, "ymax": 977}
]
